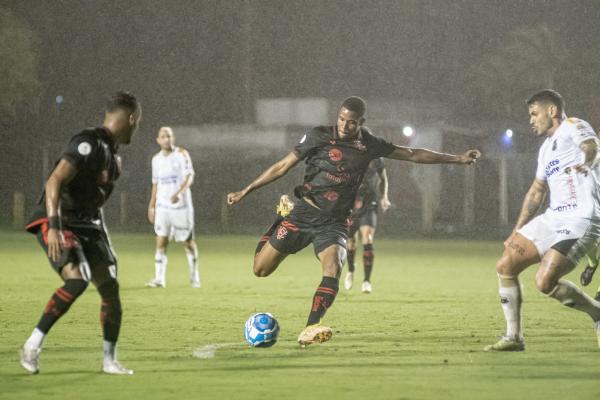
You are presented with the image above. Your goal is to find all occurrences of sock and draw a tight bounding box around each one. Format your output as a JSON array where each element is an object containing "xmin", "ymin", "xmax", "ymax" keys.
[
  {"xmin": 498, "ymin": 275, "xmax": 522, "ymax": 340},
  {"xmin": 185, "ymin": 246, "xmax": 200, "ymax": 284},
  {"xmin": 155, "ymin": 248, "xmax": 167, "ymax": 284},
  {"xmin": 363, "ymin": 244, "xmax": 374, "ymax": 282},
  {"xmin": 36, "ymin": 279, "xmax": 88, "ymax": 335},
  {"xmin": 548, "ymin": 279, "xmax": 600, "ymax": 321},
  {"xmin": 306, "ymin": 276, "xmax": 339, "ymax": 326},
  {"xmin": 98, "ymin": 280, "xmax": 122, "ymax": 342},
  {"xmin": 24, "ymin": 328, "xmax": 46, "ymax": 350},
  {"xmin": 255, "ymin": 216, "xmax": 284, "ymax": 256},
  {"xmin": 347, "ymin": 249, "xmax": 356, "ymax": 273},
  {"xmin": 103, "ymin": 340, "xmax": 116, "ymax": 362}
]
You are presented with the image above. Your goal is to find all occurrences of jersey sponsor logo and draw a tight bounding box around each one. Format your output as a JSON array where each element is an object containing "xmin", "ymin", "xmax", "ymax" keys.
[
  {"xmin": 78, "ymin": 142, "xmax": 92, "ymax": 156},
  {"xmin": 276, "ymin": 225, "xmax": 288, "ymax": 240},
  {"xmin": 555, "ymin": 228, "xmax": 572, "ymax": 235},
  {"xmin": 545, "ymin": 159, "xmax": 559, "ymax": 178},
  {"xmin": 325, "ymin": 172, "xmax": 350, "ymax": 184},
  {"xmin": 551, "ymin": 203, "xmax": 578, "ymax": 212},
  {"xmin": 328, "ymin": 148, "xmax": 343, "ymax": 162},
  {"xmin": 323, "ymin": 190, "xmax": 340, "ymax": 201}
]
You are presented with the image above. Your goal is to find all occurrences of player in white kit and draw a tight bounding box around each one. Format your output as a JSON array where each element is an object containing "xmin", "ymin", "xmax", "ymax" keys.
[
  {"xmin": 485, "ymin": 90, "xmax": 600, "ymax": 351},
  {"xmin": 146, "ymin": 127, "xmax": 200, "ymax": 288}
]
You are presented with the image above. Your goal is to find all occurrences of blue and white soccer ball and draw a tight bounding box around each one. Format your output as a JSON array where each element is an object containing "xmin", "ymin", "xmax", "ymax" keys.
[{"xmin": 244, "ymin": 313, "xmax": 280, "ymax": 347}]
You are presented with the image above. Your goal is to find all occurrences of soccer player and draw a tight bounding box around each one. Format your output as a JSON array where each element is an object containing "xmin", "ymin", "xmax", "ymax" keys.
[
  {"xmin": 20, "ymin": 91, "xmax": 141, "ymax": 374},
  {"xmin": 146, "ymin": 127, "xmax": 200, "ymax": 289},
  {"xmin": 344, "ymin": 158, "xmax": 391, "ymax": 293},
  {"xmin": 485, "ymin": 89, "xmax": 600, "ymax": 352},
  {"xmin": 227, "ymin": 96, "xmax": 480, "ymax": 346}
]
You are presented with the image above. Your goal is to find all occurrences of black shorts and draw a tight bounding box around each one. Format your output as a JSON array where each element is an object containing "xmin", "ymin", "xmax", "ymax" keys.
[
  {"xmin": 268, "ymin": 199, "xmax": 349, "ymax": 255},
  {"xmin": 35, "ymin": 222, "xmax": 117, "ymax": 275},
  {"xmin": 348, "ymin": 207, "xmax": 377, "ymax": 237}
]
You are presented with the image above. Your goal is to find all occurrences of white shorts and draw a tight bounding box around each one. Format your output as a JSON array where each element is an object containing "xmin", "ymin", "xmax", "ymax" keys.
[
  {"xmin": 518, "ymin": 212, "xmax": 600, "ymax": 264},
  {"xmin": 154, "ymin": 207, "xmax": 194, "ymax": 242}
]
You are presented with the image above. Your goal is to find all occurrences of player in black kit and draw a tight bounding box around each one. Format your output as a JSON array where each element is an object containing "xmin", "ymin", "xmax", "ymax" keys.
[
  {"xmin": 20, "ymin": 92, "xmax": 141, "ymax": 375},
  {"xmin": 227, "ymin": 96, "xmax": 480, "ymax": 346},
  {"xmin": 344, "ymin": 157, "xmax": 390, "ymax": 294}
]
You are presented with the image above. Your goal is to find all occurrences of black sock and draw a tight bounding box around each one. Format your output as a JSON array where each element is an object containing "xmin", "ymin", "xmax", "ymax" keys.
[
  {"xmin": 347, "ymin": 249, "xmax": 356, "ymax": 272},
  {"xmin": 306, "ymin": 276, "xmax": 339, "ymax": 325},
  {"xmin": 37, "ymin": 279, "xmax": 88, "ymax": 333},
  {"xmin": 98, "ymin": 280, "xmax": 122, "ymax": 342},
  {"xmin": 363, "ymin": 244, "xmax": 374, "ymax": 282},
  {"xmin": 255, "ymin": 216, "xmax": 284, "ymax": 256}
]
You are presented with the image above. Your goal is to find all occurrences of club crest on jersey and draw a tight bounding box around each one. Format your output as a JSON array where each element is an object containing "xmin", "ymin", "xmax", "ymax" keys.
[
  {"xmin": 276, "ymin": 225, "xmax": 288, "ymax": 240},
  {"xmin": 329, "ymin": 148, "xmax": 343, "ymax": 162}
]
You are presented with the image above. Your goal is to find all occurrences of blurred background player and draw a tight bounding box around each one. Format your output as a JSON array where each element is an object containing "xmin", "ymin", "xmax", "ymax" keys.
[
  {"xmin": 344, "ymin": 158, "xmax": 391, "ymax": 293},
  {"xmin": 580, "ymin": 247, "xmax": 600, "ymax": 300},
  {"xmin": 21, "ymin": 91, "xmax": 141, "ymax": 375},
  {"xmin": 227, "ymin": 96, "xmax": 480, "ymax": 346},
  {"xmin": 485, "ymin": 89, "xmax": 600, "ymax": 352},
  {"xmin": 146, "ymin": 127, "xmax": 200, "ymax": 288}
]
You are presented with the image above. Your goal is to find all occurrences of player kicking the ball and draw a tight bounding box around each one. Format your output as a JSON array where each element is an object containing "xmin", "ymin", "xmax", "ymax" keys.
[
  {"xmin": 227, "ymin": 96, "xmax": 480, "ymax": 346},
  {"xmin": 485, "ymin": 90, "xmax": 600, "ymax": 352},
  {"xmin": 146, "ymin": 127, "xmax": 200, "ymax": 289}
]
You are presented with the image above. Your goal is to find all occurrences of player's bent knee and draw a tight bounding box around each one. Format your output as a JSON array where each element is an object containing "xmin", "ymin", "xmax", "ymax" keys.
[
  {"xmin": 64, "ymin": 279, "xmax": 89, "ymax": 297},
  {"xmin": 495, "ymin": 256, "xmax": 515, "ymax": 276},
  {"xmin": 253, "ymin": 261, "xmax": 274, "ymax": 277},
  {"xmin": 535, "ymin": 273, "xmax": 557, "ymax": 295}
]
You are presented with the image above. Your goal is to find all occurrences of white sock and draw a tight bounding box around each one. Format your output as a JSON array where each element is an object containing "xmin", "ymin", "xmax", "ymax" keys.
[
  {"xmin": 549, "ymin": 280, "xmax": 600, "ymax": 321},
  {"xmin": 24, "ymin": 328, "xmax": 45, "ymax": 350},
  {"xmin": 498, "ymin": 275, "xmax": 522, "ymax": 340},
  {"xmin": 155, "ymin": 249, "xmax": 167, "ymax": 284},
  {"xmin": 103, "ymin": 340, "xmax": 116, "ymax": 362},
  {"xmin": 186, "ymin": 247, "xmax": 199, "ymax": 284}
]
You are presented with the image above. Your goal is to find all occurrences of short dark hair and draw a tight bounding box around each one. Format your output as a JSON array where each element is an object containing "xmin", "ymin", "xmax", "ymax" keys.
[
  {"xmin": 526, "ymin": 89, "xmax": 564, "ymax": 113},
  {"xmin": 341, "ymin": 96, "xmax": 366, "ymax": 118},
  {"xmin": 106, "ymin": 91, "xmax": 139, "ymax": 114}
]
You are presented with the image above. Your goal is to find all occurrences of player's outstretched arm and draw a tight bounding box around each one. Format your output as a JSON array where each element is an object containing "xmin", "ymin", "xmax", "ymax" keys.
[
  {"xmin": 227, "ymin": 152, "xmax": 300, "ymax": 206},
  {"xmin": 387, "ymin": 145, "xmax": 481, "ymax": 165},
  {"xmin": 45, "ymin": 159, "xmax": 77, "ymax": 261}
]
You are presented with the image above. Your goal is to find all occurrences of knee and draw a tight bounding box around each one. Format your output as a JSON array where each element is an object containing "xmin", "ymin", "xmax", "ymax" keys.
[
  {"xmin": 322, "ymin": 262, "xmax": 342, "ymax": 278},
  {"xmin": 495, "ymin": 257, "xmax": 515, "ymax": 276},
  {"xmin": 535, "ymin": 272, "xmax": 557, "ymax": 295},
  {"xmin": 253, "ymin": 261, "xmax": 271, "ymax": 277},
  {"xmin": 64, "ymin": 279, "xmax": 89, "ymax": 297},
  {"xmin": 98, "ymin": 279, "xmax": 120, "ymax": 300}
]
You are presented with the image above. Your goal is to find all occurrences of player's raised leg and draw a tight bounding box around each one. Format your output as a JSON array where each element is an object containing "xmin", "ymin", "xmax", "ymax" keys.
[
  {"xmin": 538, "ymin": 248, "xmax": 600, "ymax": 347},
  {"xmin": 484, "ymin": 232, "xmax": 539, "ymax": 352},
  {"xmin": 298, "ymin": 244, "xmax": 344, "ymax": 346},
  {"xmin": 21, "ymin": 261, "xmax": 88, "ymax": 374}
]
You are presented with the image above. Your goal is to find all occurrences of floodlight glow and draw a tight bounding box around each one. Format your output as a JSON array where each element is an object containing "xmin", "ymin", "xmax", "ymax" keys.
[
  {"xmin": 56, "ymin": 95, "xmax": 64, "ymax": 105},
  {"xmin": 505, "ymin": 129, "xmax": 513, "ymax": 138},
  {"xmin": 402, "ymin": 126, "xmax": 414, "ymax": 137}
]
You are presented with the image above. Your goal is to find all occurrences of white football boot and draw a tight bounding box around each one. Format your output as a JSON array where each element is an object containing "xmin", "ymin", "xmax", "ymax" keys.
[
  {"xmin": 344, "ymin": 272, "xmax": 354, "ymax": 290},
  {"xmin": 20, "ymin": 346, "xmax": 41, "ymax": 374},
  {"xmin": 361, "ymin": 281, "xmax": 372, "ymax": 294},
  {"xmin": 145, "ymin": 279, "xmax": 165, "ymax": 288},
  {"xmin": 102, "ymin": 359, "xmax": 134, "ymax": 375}
]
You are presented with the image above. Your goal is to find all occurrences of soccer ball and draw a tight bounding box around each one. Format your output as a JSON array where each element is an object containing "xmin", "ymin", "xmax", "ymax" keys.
[{"xmin": 244, "ymin": 313, "xmax": 280, "ymax": 347}]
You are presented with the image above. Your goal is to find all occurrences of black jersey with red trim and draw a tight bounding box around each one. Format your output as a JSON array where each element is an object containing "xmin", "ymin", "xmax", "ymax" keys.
[
  {"xmin": 26, "ymin": 127, "xmax": 121, "ymax": 233},
  {"xmin": 354, "ymin": 158, "xmax": 385, "ymax": 211},
  {"xmin": 292, "ymin": 126, "xmax": 394, "ymax": 219}
]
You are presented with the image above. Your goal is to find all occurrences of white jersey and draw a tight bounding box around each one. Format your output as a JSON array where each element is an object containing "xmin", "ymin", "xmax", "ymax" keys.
[
  {"xmin": 535, "ymin": 117, "xmax": 599, "ymax": 219},
  {"xmin": 152, "ymin": 147, "xmax": 194, "ymax": 210}
]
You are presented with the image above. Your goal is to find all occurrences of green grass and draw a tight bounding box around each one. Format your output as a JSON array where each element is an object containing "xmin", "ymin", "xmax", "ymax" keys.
[{"xmin": 1, "ymin": 230, "xmax": 600, "ymax": 400}]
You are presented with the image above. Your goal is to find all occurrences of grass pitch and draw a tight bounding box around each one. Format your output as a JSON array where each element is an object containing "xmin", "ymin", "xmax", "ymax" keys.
[{"xmin": 1, "ymin": 229, "xmax": 599, "ymax": 400}]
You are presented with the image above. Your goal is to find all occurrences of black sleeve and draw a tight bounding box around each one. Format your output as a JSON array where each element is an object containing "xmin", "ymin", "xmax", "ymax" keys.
[
  {"xmin": 292, "ymin": 129, "xmax": 321, "ymax": 160},
  {"xmin": 61, "ymin": 132, "xmax": 98, "ymax": 170},
  {"xmin": 367, "ymin": 133, "xmax": 395, "ymax": 159}
]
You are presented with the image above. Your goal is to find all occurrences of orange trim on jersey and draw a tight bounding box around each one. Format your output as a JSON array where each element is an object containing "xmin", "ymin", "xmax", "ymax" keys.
[
  {"xmin": 25, "ymin": 217, "xmax": 48, "ymax": 231},
  {"xmin": 317, "ymin": 287, "xmax": 338, "ymax": 295}
]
